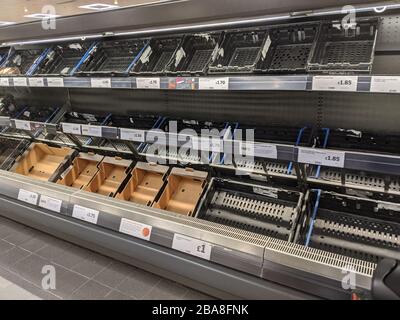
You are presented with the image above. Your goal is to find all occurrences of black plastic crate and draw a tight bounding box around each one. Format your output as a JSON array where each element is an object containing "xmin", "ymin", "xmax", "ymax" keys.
[
  {"xmin": 35, "ymin": 41, "xmax": 95, "ymax": 76},
  {"xmin": 0, "ymin": 137, "xmax": 30, "ymax": 170},
  {"xmin": 308, "ymin": 18, "xmax": 379, "ymax": 74},
  {"xmin": 0, "ymin": 46, "xmax": 50, "ymax": 76},
  {"xmin": 302, "ymin": 190, "xmax": 400, "ymax": 263},
  {"xmin": 196, "ymin": 178, "xmax": 304, "ymax": 241},
  {"xmin": 0, "ymin": 95, "xmax": 24, "ymax": 119},
  {"xmin": 77, "ymin": 38, "xmax": 149, "ymax": 76},
  {"xmin": 131, "ymin": 36, "xmax": 183, "ymax": 75},
  {"xmin": 208, "ymin": 29, "xmax": 268, "ymax": 74},
  {"xmin": 255, "ymin": 23, "xmax": 319, "ymax": 74},
  {"xmin": 165, "ymin": 32, "xmax": 223, "ymax": 75}
]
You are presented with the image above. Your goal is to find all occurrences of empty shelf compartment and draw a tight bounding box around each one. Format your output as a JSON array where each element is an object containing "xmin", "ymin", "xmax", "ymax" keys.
[
  {"xmin": 84, "ymin": 156, "xmax": 132, "ymax": 197},
  {"xmin": 0, "ymin": 47, "xmax": 11, "ymax": 66},
  {"xmin": 11, "ymin": 143, "xmax": 75, "ymax": 182},
  {"xmin": 116, "ymin": 162, "xmax": 169, "ymax": 206},
  {"xmin": 153, "ymin": 167, "xmax": 208, "ymax": 216},
  {"xmin": 131, "ymin": 36, "xmax": 184, "ymax": 75},
  {"xmin": 0, "ymin": 46, "xmax": 49, "ymax": 76},
  {"xmin": 166, "ymin": 32, "xmax": 223, "ymax": 75},
  {"xmin": 0, "ymin": 137, "xmax": 29, "ymax": 170},
  {"xmin": 57, "ymin": 152, "xmax": 104, "ymax": 189},
  {"xmin": 308, "ymin": 18, "xmax": 378, "ymax": 74},
  {"xmin": 208, "ymin": 29, "xmax": 268, "ymax": 74},
  {"xmin": 77, "ymin": 38, "xmax": 149, "ymax": 75},
  {"xmin": 303, "ymin": 190, "xmax": 400, "ymax": 263},
  {"xmin": 196, "ymin": 178, "xmax": 304, "ymax": 241},
  {"xmin": 255, "ymin": 22, "xmax": 319, "ymax": 73},
  {"xmin": 35, "ymin": 41, "xmax": 94, "ymax": 76}
]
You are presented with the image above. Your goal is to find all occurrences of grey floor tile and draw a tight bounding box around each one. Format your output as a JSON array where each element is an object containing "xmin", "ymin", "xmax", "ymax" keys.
[
  {"xmin": 71, "ymin": 251, "xmax": 112, "ymax": 278},
  {"xmin": 69, "ymin": 280, "xmax": 112, "ymax": 300},
  {"xmin": 143, "ymin": 279, "xmax": 188, "ymax": 300},
  {"xmin": 0, "ymin": 247, "xmax": 31, "ymax": 270},
  {"xmin": 18, "ymin": 233, "xmax": 53, "ymax": 253},
  {"xmin": 0, "ymin": 224, "xmax": 15, "ymax": 240},
  {"xmin": 104, "ymin": 290, "xmax": 134, "ymax": 300},
  {"xmin": 3, "ymin": 227, "xmax": 36, "ymax": 246},
  {"xmin": 13, "ymin": 254, "xmax": 54, "ymax": 287},
  {"xmin": 0, "ymin": 283, "xmax": 41, "ymax": 300},
  {"xmin": 116, "ymin": 268, "xmax": 161, "ymax": 299},
  {"xmin": 183, "ymin": 288, "xmax": 215, "ymax": 300},
  {"xmin": 0, "ymin": 240, "xmax": 13, "ymax": 255},
  {"xmin": 46, "ymin": 268, "xmax": 88, "ymax": 299},
  {"xmin": 93, "ymin": 261, "xmax": 132, "ymax": 288}
]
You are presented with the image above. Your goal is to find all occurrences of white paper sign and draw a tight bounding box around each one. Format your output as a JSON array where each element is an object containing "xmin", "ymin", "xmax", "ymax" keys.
[
  {"xmin": 298, "ymin": 148, "xmax": 345, "ymax": 168},
  {"xmin": 18, "ymin": 189, "xmax": 38, "ymax": 205},
  {"xmin": 0, "ymin": 78, "xmax": 10, "ymax": 86},
  {"xmin": 28, "ymin": 78, "xmax": 44, "ymax": 87},
  {"xmin": 192, "ymin": 137, "xmax": 223, "ymax": 152},
  {"xmin": 172, "ymin": 234, "xmax": 212, "ymax": 260},
  {"xmin": 72, "ymin": 205, "xmax": 99, "ymax": 224},
  {"xmin": 13, "ymin": 78, "xmax": 28, "ymax": 87},
  {"xmin": 119, "ymin": 218, "xmax": 152, "ymax": 241},
  {"xmin": 62, "ymin": 122, "xmax": 81, "ymax": 135},
  {"xmin": 120, "ymin": 128, "xmax": 145, "ymax": 142},
  {"xmin": 81, "ymin": 125, "xmax": 102, "ymax": 137},
  {"xmin": 370, "ymin": 76, "xmax": 400, "ymax": 93},
  {"xmin": 254, "ymin": 143, "xmax": 278, "ymax": 159},
  {"xmin": 47, "ymin": 77, "xmax": 64, "ymax": 87},
  {"xmin": 136, "ymin": 78, "xmax": 160, "ymax": 89},
  {"xmin": 91, "ymin": 78, "xmax": 111, "ymax": 88},
  {"xmin": 39, "ymin": 195, "xmax": 62, "ymax": 213},
  {"xmin": 199, "ymin": 77, "xmax": 229, "ymax": 90},
  {"xmin": 312, "ymin": 76, "xmax": 358, "ymax": 92},
  {"xmin": 14, "ymin": 120, "xmax": 31, "ymax": 131}
]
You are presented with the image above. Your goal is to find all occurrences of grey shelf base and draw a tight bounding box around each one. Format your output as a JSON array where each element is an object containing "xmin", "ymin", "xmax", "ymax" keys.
[{"xmin": 0, "ymin": 195, "xmax": 316, "ymax": 300}]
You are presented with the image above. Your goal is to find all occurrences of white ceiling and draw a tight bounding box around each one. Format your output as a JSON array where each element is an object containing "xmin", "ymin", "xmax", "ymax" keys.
[{"xmin": 0, "ymin": 0, "xmax": 172, "ymax": 25}]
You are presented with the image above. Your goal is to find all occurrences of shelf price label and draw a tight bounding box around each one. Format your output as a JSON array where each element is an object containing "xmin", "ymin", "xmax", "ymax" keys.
[
  {"xmin": 0, "ymin": 78, "xmax": 10, "ymax": 86},
  {"xmin": 81, "ymin": 125, "xmax": 102, "ymax": 137},
  {"xmin": 13, "ymin": 78, "xmax": 28, "ymax": 87},
  {"xmin": 91, "ymin": 78, "xmax": 112, "ymax": 88},
  {"xmin": 62, "ymin": 123, "xmax": 81, "ymax": 135},
  {"xmin": 370, "ymin": 76, "xmax": 400, "ymax": 93},
  {"xmin": 47, "ymin": 77, "xmax": 64, "ymax": 87},
  {"xmin": 28, "ymin": 78, "xmax": 44, "ymax": 87},
  {"xmin": 192, "ymin": 137, "xmax": 223, "ymax": 152},
  {"xmin": 199, "ymin": 77, "xmax": 229, "ymax": 90},
  {"xmin": 72, "ymin": 205, "xmax": 99, "ymax": 224},
  {"xmin": 120, "ymin": 128, "xmax": 145, "ymax": 142},
  {"xmin": 119, "ymin": 218, "xmax": 152, "ymax": 241},
  {"xmin": 298, "ymin": 148, "xmax": 345, "ymax": 168},
  {"xmin": 172, "ymin": 234, "xmax": 212, "ymax": 261},
  {"xmin": 17, "ymin": 189, "xmax": 39, "ymax": 205},
  {"xmin": 39, "ymin": 195, "xmax": 62, "ymax": 213},
  {"xmin": 312, "ymin": 76, "xmax": 358, "ymax": 92},
  {"xmin": 136, "ymin": 78, "xmax": 161, "ymax": 89},
  {"xmin": 14, "ymin": 120, "xmax": 31, "ymax": 131}
]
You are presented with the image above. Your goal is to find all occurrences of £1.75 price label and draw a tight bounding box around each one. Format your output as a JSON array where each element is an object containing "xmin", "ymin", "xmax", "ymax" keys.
[
  {"xmin": 312, "ymin": 76, "xmax": 358, "ymax": 92},
  {"xmin": 298, "ymin": 148, "xmax": 345, "ymax": 168},
  {"xmin": 72, "ymin": 205, "xmax": 99, "ymax": 224}
]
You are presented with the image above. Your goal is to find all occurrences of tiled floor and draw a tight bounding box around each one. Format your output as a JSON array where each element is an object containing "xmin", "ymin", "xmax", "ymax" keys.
[{"xmin": 0, "ymin": 216, "xmax": 214, "ymax": 300}]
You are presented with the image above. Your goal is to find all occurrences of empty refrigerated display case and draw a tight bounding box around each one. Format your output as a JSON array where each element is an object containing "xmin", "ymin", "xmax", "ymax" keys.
[{"xmin": 0, "ymin": 137, "xmax": 30, "ymax": 170}]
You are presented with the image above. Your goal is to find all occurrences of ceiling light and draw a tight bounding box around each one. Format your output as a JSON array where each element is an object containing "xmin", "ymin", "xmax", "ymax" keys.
[
  {"xmin": 24, "ymin": 13, "xmax": 60, "ymax": 19},
  {"xmin": 0, "ymin": 21, "xmax": 15, "ymax": 26},
  {"xmin": 79, "ymin": 3, "xmax": 120, "ymax": 11}
]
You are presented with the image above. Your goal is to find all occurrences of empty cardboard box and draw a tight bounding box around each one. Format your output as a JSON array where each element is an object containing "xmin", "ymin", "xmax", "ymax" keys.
[
  {"xmin": 57, "ymin": 152, "xmax": 104, "ymax": 189},
  {"xmin": 84, "ymin": 156, "xmax": 132, "ymax": 197},
  {"xmin": 116, "ymin": 162, "xmax": 169, "ymax": 206},
  {"xmin": 11, "ymin": 143, "xmax": 75, "ymax": 182},
  {"xmin": 153, "ymin": 167, "xmax": 208, "ymax": 216}
]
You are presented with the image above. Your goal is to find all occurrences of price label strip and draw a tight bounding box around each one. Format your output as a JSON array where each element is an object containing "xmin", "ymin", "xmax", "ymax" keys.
[
  {"xmin": 47, "ymin": 77, "xmax": 64, "ymax": 87},
  {"xmin": 370, "ymin": 76, "xmax": 400, "ymax": 93},
  {"xmin": 298, "ymin": 148, "xmax": 345, "ymax": 168},
  {"xmin": 119, "ymin": 218, "xmax": 152, "ymax": 241},
  {"xmin": 39, "ymin": 195, "xmax": 62, "ymax": 213},
  {"xmin": 72, "ymin": 205, "xmax": 99, "ymax": 224},
  {"xmin": 17, "ymin": 189, "xmax": 39, "ymax": 205},
  {"xmin": 119, "ymin": 128, "xmax": 145, "ymax": 142},
  {"xmin": 81, "ymin": 125, "xmax": 102, "ymax": 137},
  {"xmin": 136, "ymin": 78, "xmax": 161, "ymax": 89},
  {"xmin": 199, "ymin": 77, "xmax": 229, "ymax": 90},
  {"xmin": 62, "ymin": 123, "xmax": 82, "ymax": 135},
  {"xmin": 91, "ymin": 78, "xmax": 112, "ymax": 88},
  {"xmin": 312, "ymin": 76, "xmax": 358, "ymax": 92},
  {"xmin": 172, "ymin": 234, "xmax": 212, "ymax": 261},
  {"xmin": 14, "ymin": 120, "xmax": 32, "ymax": 131},
  {"xmin": 0, "ymin": 78, "xmax": 10, "ymax": 86},
  {"xmin": 13, "ymin": 78, "xmax": 28, "ymax": 87},
  {"xmin": 28, "ymin": 78, "xmax": 45, "ymax": 87}
]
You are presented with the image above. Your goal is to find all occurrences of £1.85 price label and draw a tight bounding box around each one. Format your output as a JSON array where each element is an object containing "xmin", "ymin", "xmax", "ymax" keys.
[
  {"xmin": 298, "ymin": 148, "xmax": 345, "ymax": 168},
  {"xmin": 312, "ymin": 76, "xmax": 358, "ymax": 92}
]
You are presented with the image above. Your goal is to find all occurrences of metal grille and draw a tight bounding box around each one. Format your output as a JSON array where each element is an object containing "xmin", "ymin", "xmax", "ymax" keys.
[
  {"xmin": 228, "ymin": 47, "xmax": 259, "ymax": 68},
  {"xmin": 322, "ymin": 41, "xmax": 374, "ymax": 65},
  {"xmin": 186, "ymin": 49, "xmax": 214, "ymax": 72},
  {"xmin": 152, "ymin": 51, "xmax": 174, "ymax": 72},
  {"xmin": 99, "ymin": 56, "xmax": 133, "ymax": 73},
  {"xmin": 269, "ymin": 44, "xmax": 312, "ymax": 72}
]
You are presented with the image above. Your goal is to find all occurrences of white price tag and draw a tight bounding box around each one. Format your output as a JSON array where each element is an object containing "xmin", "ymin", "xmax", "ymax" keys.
[
  {"xmin": 47, "ymin": 77, "xmax": 64, "ymax": 87},
  {"xmin": 14, "ymin": 120, "xmax": 31, "ymax": 131},
  {"xmin": 370, "ymin": 76, "xmax": 400, "ymax": 93},
  {"xmin": 119, "ymin": 218, "xmax": 152, "ymax": 241},
  {"xmin": 72, "ymin": 205, "xmax": 99, "ymax": 224},
  {"xmin": 0, "ymin": 78, "xmax": 10, "ymax": 86},
  {"xmin": 17, "ymin": 189, "xmax": 38, "ymax": 205},
  {"xmin": 254, "ymin": 143, "xmax": 278, "ymax": 159},
  {"xmin": 136, "ymin": 78, "xmax": 160, "ymax": 89},
  {"xmin": 192, "ymin": 137, "xmax": 223, "ymax": 152},
  {"xmin": 298, "ymin": 148, "xmax": 345, "ymax": 168},
  {"xmin": 39, "ymin": 195, "xmax": 62, "ymax": 213},
  {"xmin": 312, "ymin": 76, "xmax": 358, "ymax": 92},
  {"xmin": 62, "ymin": 123, "xmax": 81, "ymax": 135},
  {"xmin": 13, "ymin": 78, "xmax": 28, "ymax": 87},
  {"xmin": 199, "ymin": 77, "xmax": 229, "ymax": 90},
  {"xmin": 120, "ymin": 128, "xmax": 145, "ymax": 142},
  {"xmin": 91, "ymin": 78, "xmax": 111, "ymax": 88},
  {"xmin": 81, "ymin": 125, "xmax": 102, "ymax": 137},
  {"xmin": 172, "ymin": 234, "xmax": 212, "ymax": 260},
  {"xmin": 28, "ymin": 78, "xmax": 44, "ymax": 87}
]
